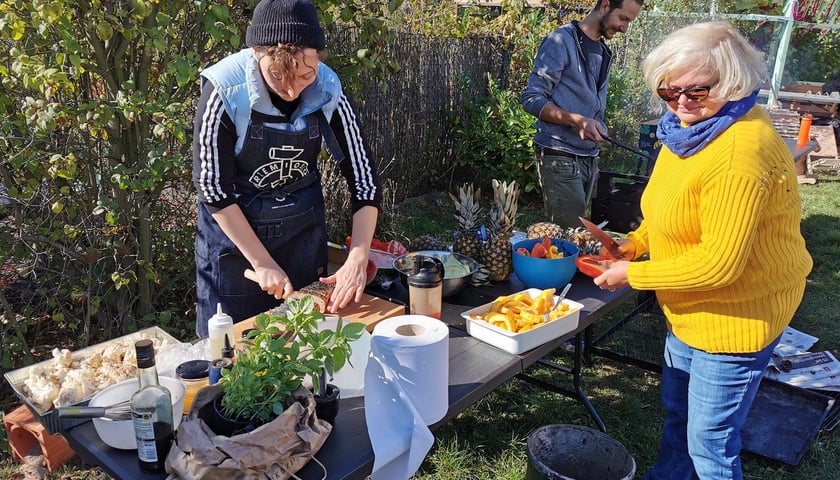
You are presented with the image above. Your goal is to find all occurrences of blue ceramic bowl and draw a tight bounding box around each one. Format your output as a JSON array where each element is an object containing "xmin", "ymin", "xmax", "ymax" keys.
[{"xmin": 512, "ymin": 239, "xmax": 579, "ymax": 290}]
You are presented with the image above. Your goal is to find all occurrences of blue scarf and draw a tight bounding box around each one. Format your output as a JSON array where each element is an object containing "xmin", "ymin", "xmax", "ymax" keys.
[{"xmin": 657, "ymin": 90, "xmax": 758, "ymax": 157}]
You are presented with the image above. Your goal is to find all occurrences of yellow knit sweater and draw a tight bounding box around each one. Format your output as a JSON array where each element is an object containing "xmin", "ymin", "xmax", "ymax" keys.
[{"xmin": 625, "ymin": 106, "xmax": 812, "ymax": 353}]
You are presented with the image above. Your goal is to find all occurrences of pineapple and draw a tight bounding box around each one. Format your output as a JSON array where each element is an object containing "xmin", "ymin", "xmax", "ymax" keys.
[
  {"xmin": 470, "ymin": 264, "xmax": 492, "ymax": 287},
  {"xmin": 527, "ymin": 222, "xmax": 601, "ymax": 255},
  {"xmin": 409, "ymin": 234, "xmax": 447, "ymax": 252},
  {"xmin": 526, "ymin": 222, "xmax": 566, "ymax": 240},
  {"xmin": 569, "ymin": 229, "xmax": 602, "ymax": 255},
  {"xmin": 483, "ymin": 179, "xmax": 520, "ymax": 282},
  {"xmin": 450, "ymin": 183, "xmax": 483, "ymax": 262}
]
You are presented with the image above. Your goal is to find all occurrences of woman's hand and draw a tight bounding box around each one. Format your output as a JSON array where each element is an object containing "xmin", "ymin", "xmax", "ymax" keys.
[
  {"xmin": 321, "ymin": 255, "xmax": 368, "ymax": 312},
  {"xmin": 252, "ymin": 266, "xmax": 295, "ymax": 300},
  {"xmin": 594, "ymin": 261, "xmax": 631, "ymax": 291},
  {"xmin": 323, "ymin": 205, "xmax": 378, "ymax": 312},
  {"xmin": 602, "ymin": 238, "xmax": 636, "ymax": 260}
]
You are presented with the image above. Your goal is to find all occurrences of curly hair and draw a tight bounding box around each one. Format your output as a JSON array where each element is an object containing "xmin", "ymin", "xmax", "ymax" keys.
[{"xmin": 253, "ymin": 44, "xmax": 323, "ymax": 87}]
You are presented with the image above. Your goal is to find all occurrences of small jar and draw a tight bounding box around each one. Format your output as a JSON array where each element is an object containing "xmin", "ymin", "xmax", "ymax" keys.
[{"xmin": 175, "ymin": 359, "xmax": 210, "ymax": 415}]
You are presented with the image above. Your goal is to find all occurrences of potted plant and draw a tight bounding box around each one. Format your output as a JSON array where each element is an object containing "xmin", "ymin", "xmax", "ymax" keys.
[{"xmin": 211, "ymin": 295, "xmax": 365, "ymax": 434}]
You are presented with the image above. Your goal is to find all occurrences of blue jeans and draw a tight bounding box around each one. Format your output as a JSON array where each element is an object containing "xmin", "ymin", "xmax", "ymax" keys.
[{"xmin": 643, "ymin": 332, "xmax": 779, "ymax": 480}]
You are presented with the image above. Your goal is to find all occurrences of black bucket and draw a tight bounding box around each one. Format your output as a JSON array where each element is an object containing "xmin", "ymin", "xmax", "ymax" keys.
[{"xmin": 525, "ymin": 424, "xmax": 636, "ymax": 480}]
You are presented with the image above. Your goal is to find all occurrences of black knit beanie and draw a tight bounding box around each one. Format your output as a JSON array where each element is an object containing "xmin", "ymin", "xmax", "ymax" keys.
[{"xmin": 245, "ymin": 0, "xmax": 326, "ymax": 50}]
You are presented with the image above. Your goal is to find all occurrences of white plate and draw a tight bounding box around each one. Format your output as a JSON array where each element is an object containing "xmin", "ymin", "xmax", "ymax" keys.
[{"xmin": 460, "ymin": 288, "xmax": 583, "ymax": 355}]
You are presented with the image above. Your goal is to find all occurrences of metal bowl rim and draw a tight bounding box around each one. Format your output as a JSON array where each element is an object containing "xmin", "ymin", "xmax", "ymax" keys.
[{"xmin": 392, "ymin": 250, "xmax": 480, "ymax": 278}]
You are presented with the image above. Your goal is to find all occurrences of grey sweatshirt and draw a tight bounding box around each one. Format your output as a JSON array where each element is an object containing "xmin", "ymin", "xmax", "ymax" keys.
[{"xmin": 521, "ymin": 21, "xmax": 612, "ymax": 156}]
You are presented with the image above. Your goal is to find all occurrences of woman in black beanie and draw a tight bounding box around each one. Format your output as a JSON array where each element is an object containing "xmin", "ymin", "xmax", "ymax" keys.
[{"xmin": 192, "ymin": 0, "xmax": 381, "ymax": 336}]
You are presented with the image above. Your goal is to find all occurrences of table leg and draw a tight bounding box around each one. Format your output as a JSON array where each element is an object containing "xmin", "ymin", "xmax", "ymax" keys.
[
  {"xmin": 516, "ymin": 333, "xmax": 607, "ymax": 433},
  {"xmin": 587, "ymin": 292, "xmax": 664, "ymax": 373}
]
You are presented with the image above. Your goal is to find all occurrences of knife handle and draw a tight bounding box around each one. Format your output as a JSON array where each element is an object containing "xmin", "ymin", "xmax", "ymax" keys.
[{"xmin": 244, "ymin": 269, "xmax": 258, "ymax": 283}]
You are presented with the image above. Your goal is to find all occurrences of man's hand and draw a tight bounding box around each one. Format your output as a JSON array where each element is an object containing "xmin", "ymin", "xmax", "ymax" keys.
[{"xmin": 577, "ymin": 116, "xmax": 607, "ymax": 142}]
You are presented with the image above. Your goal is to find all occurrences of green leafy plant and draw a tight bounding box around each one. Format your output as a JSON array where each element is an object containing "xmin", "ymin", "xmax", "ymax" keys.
[
  {"xmin": 451, "ymin": 73, "xmax": 538, "ymax": 193},
  {"xmin": 218, "ymin": 296, "xmax": 365, "ymax": 425},
  {"xmin": 0, "ymin": 0, "xmax": 402, "ymax": 353}
]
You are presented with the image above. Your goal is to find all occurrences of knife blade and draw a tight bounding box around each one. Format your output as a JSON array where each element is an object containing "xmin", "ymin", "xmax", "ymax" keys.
[{"xmin": 579, "ymin": 217, "xmax": 624, "ymax": 259}]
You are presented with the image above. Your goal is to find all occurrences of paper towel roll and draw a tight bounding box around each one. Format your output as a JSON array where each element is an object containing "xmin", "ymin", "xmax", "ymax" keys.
[
  {"xmin": 370, "ymin": 315, "xmax": 449, "ymax": 424},
  {"xmin": 365, "ymin": 315, "xmax": 450, "ymax": 480}
]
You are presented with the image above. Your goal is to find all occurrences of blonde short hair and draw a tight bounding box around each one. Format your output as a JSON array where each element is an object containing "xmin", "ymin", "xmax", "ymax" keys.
[{"xmin": 642, "ymin": 21, "xmax": 767, "ymax": 102}]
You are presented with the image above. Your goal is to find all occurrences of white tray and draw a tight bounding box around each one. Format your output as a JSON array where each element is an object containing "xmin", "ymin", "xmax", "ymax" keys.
[
  {"xmin": 460, "ymin": 288, "xmax": 583, "ymax": 354},
  {"xmin": 4, "ymin": 326, "xmax": 182, "ymax": 433}
]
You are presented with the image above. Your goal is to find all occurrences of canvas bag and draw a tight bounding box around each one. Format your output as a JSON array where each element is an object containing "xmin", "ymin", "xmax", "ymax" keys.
[{"xmin": 165, "ymin": 383, "xmax": 331, "ymax": 480}]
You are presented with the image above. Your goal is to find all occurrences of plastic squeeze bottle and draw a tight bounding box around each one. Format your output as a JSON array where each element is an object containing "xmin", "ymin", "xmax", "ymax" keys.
[
  {"xmin": 797, "ymin": 114, "xmax": 813, "ymax": 147},
  {"xmin": 207, "ymin": 303, "xmax": 234, "ymax": 361}
]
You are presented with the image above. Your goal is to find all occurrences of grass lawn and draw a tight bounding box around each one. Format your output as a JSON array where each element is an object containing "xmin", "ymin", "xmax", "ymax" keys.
[{"xmin": 2, "ymin": 168, "xmax": 839, "ymax": 479}]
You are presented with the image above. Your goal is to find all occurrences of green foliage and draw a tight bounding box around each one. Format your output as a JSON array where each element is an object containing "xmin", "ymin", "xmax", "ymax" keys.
[
  {"xmin": 0, "ymin": 0, "xmax": 243, "ymax": 340},
  {"xmin": 451, "ymin": 74, "xmax": 538, "ymax": 193},
  {"xmin": 786, "ymin": 30, "xmax": 840, "ymax": 84},
  {"xmin": 396, "ymin": 1, "xmax": 580, "ymax": 92},
  {"xmin": 0, "ymin": 0, "xmax": 399, "ymax": 359},
  {"xmin": 318, "ymin": 0, "xmax": 405, "ymax": 96},
  {"xmin": 219, "ymin": 296, "xmax": 365, "ymax": 424}
]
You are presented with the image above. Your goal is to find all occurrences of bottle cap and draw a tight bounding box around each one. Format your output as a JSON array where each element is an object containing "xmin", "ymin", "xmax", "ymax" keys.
[
  {"xmin": 407, "ymin": 256, "xmax": 444, "ymax": 288},
  {"xmin": 208, "ymin": 303, "xmax": 233, "ymax": 328},
  {"xmin": 175, "ymin": 359, "xmax": 211, "ymax": 380},
  {"xmin": 135, "ymin": 339, "xmax": 156, "ymax": 368},
  {"xmin": 222, "ymin": 334, "xmax": 234, "ymax": 359}
]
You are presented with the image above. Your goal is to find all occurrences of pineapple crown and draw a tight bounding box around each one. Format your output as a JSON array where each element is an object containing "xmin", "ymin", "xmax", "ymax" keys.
[
  {"xmin": 450, "ymin": 183, "xmax": 482, "ymax": 231},
  {"xmin": 488, "ymin": 179, "xmax": 520, "ymax": 239}
]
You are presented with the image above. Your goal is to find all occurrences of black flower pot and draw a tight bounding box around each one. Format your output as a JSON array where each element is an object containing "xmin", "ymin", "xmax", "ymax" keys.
[
  {"xmin": 202, "ymin": 393, "xmax": 261, "ymax": 437},
  {"xmin": 314, "ymin": 384, "xmax": 340, "ymax": 426}
]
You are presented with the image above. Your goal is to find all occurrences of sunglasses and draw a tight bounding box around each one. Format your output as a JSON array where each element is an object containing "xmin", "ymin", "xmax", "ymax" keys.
[{"xmin": 656, "ymin": 85, "xmax": 713, "ymax": 102}]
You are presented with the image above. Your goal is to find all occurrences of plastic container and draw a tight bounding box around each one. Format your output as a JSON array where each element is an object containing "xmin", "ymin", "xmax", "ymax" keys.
[
  {"xmin": 407, "ymin": 256, "xmax": 444, "ymax": 319},
  {"xmin": 797, "ymin": 114, "xmax": 813, "ymax": 147},
  {"xmin": 175, "ymin": 359, "xmax": 210, "ymax": 415},
  {"xmin": 461, "ymin": 289, "xmax": 583, "ymax": 354},
  {"xmin": 317, "ymin": 317, "xmax": 371, "ymax": 398},
  {"xmin": 207, "ymin": 303, "xmax": 234, "ymax": 361},
  {"xmin": 525, "ymin": 424, "xmax": 635, "ymax": 480},
  {"xmin": 512, "ymin": 239, "xmax": 579, "ymax": 290}
]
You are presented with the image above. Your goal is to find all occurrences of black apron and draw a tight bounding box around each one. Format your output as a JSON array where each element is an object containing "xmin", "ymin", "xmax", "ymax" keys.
[{"xmin": 195, "ymin": 109, "xmax": 343, "ymax": 337}]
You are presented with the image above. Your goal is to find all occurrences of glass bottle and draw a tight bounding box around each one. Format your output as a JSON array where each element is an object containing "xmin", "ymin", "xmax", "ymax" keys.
[
  {"xmin": 175, "ymin": 359, "xmax": 210, "ymax": 415},
  {"xmin": 131, "ymin": 339, "xmax": 174, "ymax": 472}
]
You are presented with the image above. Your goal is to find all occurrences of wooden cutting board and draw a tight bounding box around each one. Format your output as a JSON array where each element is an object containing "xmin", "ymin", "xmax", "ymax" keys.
[{"xmin": 234, "ymin": 293, "xmax": 405, "ymax": 341}]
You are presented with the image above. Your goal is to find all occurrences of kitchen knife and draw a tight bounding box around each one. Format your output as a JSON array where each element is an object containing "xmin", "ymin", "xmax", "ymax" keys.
[{"xmin": 579, "ymin": 217, "xmax": 624, "ymax": 259}]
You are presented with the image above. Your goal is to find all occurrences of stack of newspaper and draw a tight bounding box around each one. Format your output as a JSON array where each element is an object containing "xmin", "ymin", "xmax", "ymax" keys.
[{"xmin": 764, "ymin": 326, "xmax": 840, "ymax": 391}]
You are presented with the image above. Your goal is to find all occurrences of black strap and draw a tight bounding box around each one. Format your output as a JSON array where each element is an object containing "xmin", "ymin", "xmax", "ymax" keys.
[{"xmin": 315, "ymin": 109, "xmax": 346, "ymax": 163}]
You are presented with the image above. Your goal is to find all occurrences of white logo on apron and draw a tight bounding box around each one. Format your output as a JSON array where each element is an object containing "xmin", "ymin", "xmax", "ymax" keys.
[{"xmin": 250, "ymin": 146, "xmax": 309, "ymax": 189}]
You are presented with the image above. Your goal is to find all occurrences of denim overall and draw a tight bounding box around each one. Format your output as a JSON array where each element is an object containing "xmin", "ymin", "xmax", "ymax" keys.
[{"xmin": 195, "ymin": 109, "xmax": 343, "ymax": 337}]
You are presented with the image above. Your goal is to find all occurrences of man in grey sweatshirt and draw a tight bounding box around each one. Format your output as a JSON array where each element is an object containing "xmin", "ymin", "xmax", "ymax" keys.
[{"xmin": 522, "ymin": 0, "xmax": 643, "ymax": 228}]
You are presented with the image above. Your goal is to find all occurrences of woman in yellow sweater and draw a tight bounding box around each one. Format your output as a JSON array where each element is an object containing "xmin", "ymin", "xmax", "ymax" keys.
[{"xmin": 594, "ymin": 22, "xmax": 812, "ymax": 480}]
